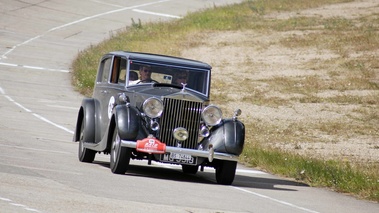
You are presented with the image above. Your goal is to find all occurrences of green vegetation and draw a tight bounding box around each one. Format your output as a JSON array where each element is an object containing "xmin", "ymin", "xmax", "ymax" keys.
[
  {"xmin": 241, "ymin": 144, "xmax": 379, "ymax": 201},
  {"xmin": 72, "ymin": 0, "xmax": 379, "ymax": 201}
]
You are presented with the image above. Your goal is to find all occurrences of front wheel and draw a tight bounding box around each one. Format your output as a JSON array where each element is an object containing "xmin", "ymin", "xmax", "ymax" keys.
[
  {"xmin": 110, "ymin": 128, "xmax": 131, "ymax": 174},
  {"xmin": 78, "ymin": 118, "xmax": 96, "ymax": 163},
  {"xmin": 215, "ymin": 161, "xmax": 237, "ymax": 185}
]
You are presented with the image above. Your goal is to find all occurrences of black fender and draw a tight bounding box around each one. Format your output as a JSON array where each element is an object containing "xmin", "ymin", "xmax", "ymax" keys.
[
  {"xmin": 114, "ymin": 105, "xmax": 140, "ymax": 140},
  {"xmin": 201, "ymin": 119, "xmax": 245, "ymax": 155},
  {"xmin": 73, "ymin": 98, "xmax": 96, "ymax": 143},
  {"xmin": 103, "ymin": 104, "xmax": 141, "ymax": 153}
]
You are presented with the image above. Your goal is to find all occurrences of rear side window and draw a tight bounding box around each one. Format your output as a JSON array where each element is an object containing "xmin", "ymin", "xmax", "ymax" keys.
[
  {"xmin": 97, "ymin": 57, "xmax": 112, "ymax": 83},
  {"xmin": 110, "ymin": 56, "xmax": 127, "ymax": 84}
]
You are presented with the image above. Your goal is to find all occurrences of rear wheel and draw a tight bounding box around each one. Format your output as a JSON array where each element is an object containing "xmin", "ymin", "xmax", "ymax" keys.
[
  {"xmin": 110, "ymin": 128, "xmax": 131, "ymax": 174},
  {"xmin": 182, "ymin": 165, "xmax": 199, "ymax": 174},
  {"xmin": 215, "ymin": 160, "xmax": 237, "ymax": 185},
  {"xmin": 78, "ymin": 118, "xmax": 96, "ymax": 163}
]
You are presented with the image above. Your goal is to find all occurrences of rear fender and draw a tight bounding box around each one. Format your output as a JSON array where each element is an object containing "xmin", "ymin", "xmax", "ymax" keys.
[{"xmin": 73, "ymin": 98, "xmax": 96, "ymax": 142}]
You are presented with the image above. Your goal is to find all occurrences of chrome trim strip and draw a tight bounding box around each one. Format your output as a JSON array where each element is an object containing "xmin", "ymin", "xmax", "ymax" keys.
[{"xmin": 121, "ymin": 140, "xmax": 239, "ymax": 162}]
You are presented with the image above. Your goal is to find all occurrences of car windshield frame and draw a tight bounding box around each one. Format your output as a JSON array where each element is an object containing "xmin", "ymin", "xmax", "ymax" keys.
[{"xmin": 125, "ymin": 59, "xmax": 211, "ymax": 97}]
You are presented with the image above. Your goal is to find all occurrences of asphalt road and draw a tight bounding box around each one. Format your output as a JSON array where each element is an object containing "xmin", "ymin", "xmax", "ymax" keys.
[{"xmin": 0, "ymin": 0, "xmax": 378, "ymax": 212}]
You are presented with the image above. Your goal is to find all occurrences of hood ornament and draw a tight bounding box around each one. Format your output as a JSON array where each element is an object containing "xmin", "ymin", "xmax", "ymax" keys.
[{"xmin": 181, "ymin": 83, "xmax": 187, "ymax": 92}]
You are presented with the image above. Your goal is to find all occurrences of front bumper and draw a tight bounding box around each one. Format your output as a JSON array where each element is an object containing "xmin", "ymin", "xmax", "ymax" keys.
[{"xmin": 121, "ymin": 140, "xmax": 239, "ymax": 162}]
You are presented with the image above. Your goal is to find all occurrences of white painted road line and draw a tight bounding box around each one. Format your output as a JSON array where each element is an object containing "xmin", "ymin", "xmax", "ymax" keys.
[
  {"xmin": 46, "ymin": 104, "xmax": 78, "ymax": 110},
  {"xmin": 0, "ymin": 62, "xmax": 69, "ymax": 73},
  {"xmin": 0, "ymin": 0, "xmax": 179, "ymax": 73},
  {"xmin": 132, "ymin": 9, "xmax": 182, "ymax": 19},
  {"xmin": 236, "ymin": 168, "xmax": 267, "ymax": 175},
  {"xmin": 0, "ymin": 197, "xmax": 41, "ymax": 213},
  {"xmin": 153, "ymin": 161, "xmax": 267, "ymax": 174},
  {"xmin": 32, "ymin": 113, "xmax": 74, "ymax": 134},
  {"xmin": 0, "ymin": 0, "xmax": 172, "ymax": 60},
  {"xmin": 0, "ymin": 86, "xmax": 74, "ymax": 135},
  {"xmin": 232, "ymin": 186, "xmax": 320, "ymax": 213}
]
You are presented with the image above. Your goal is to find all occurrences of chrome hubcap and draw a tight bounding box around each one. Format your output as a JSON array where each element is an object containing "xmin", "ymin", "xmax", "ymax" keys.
[{"xmin": 111, "ymin": 132, "xmax": 120, "ymax": 162}]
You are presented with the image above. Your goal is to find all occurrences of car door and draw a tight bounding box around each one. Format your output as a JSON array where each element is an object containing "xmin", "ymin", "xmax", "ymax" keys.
[
  {"xmin": 93, "ymin": 55, "xmax": 114, "ymax": 142},
  {"xmin": 94, "ymin": 55, "xmax": 129, "ymax": 142}
]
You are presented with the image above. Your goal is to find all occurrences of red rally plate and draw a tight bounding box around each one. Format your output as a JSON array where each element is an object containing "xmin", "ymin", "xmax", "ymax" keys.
[{"xmin": 136, "ymin": 138, "xmax": 166, "ymax": 154}]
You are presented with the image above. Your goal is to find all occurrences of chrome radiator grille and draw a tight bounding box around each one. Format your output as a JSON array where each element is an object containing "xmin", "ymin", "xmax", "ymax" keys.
[{"xmin": 159, "ymin": 98, "xmax": 203, "ymax": 149}]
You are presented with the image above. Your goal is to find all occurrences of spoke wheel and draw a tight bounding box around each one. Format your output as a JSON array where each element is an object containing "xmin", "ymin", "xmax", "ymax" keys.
[
  {"xmin": 182, "ymin": 165, "xmax": 199, "ymax": 174},
  {"xmin": 78, "ymin": 118, "xmax": 96, "ymax": 163},
  {"xmin": 110, "ymin": 128, "xmax": 131, "ymax": 174},
  {"xmin": 215, "ymin": 161, "xmax": 237, "ymax": 185}
]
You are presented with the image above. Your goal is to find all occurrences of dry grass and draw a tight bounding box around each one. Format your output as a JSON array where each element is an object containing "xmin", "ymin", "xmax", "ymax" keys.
[{"xmin": 179, "ymin": 0, "xmax": 378, "ymax": 200}]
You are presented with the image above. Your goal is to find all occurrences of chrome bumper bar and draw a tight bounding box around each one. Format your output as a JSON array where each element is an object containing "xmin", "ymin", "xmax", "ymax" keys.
[{"xmin": 121, "ymin": 140, "xmax": 239, "ymax": 162}]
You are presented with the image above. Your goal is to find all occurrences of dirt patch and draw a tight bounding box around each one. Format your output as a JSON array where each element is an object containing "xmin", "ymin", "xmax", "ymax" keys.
[
  {"xmin": 181, "ymin": 0, "xmax": 379, "ymax": 163},
  {"xmin": 265, "ymin": 0, "xmax": 379, "ymax": 20}
]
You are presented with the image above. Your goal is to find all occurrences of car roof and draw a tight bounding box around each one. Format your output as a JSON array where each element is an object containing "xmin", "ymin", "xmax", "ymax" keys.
[{"xmin": 109, "ymin": 51, "xmax": 212, "ymax": 70}]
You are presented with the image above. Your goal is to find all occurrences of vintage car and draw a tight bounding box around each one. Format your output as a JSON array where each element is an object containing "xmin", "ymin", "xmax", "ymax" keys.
[{"xmin": 73, "ymin": 51, "xmax": 245, "ymax": 185}]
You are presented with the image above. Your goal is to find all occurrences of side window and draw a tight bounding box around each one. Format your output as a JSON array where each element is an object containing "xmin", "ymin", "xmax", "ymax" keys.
[
  {"xmin": 118, "ymin": 58, "xmax": 127, "ymax": 84},
  {"xmin": 118, "ymin": 64, "xmax": 126, "ymax": 84},
  {"xmin": 98, "ymin": 57, "xmax": 112, "ymax": 83},
  {"xmin": 110, "ymin": 56, "xmax": 127, "ymax": 84}
]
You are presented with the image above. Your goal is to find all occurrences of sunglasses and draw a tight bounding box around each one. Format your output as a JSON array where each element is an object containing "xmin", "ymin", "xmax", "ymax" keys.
[{"xmin": 142, "ymin": 69, "xmax": 152, "ymax": 73}]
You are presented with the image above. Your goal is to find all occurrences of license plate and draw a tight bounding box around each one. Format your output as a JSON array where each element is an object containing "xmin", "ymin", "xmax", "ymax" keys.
[{"xmin": 160, "ymin": 153, "xmax": 197, "ymax": 165}]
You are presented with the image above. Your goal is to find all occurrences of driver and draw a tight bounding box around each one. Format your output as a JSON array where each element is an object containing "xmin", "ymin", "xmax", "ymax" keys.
[
  {"xmin": 138, "ymin": 65, "xmax": 155, "ymax": 83},
  {"xmin": 129, "ymin": 65, "xmax": 156, "ymax": 85}
]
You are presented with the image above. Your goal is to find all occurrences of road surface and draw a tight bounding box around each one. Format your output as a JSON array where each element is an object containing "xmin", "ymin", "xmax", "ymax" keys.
[{"xmin": 0, "ymin": 0, "xmax": 377, "ymax": 212}]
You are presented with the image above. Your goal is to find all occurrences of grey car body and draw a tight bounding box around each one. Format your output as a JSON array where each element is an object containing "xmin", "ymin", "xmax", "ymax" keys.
[{"xmin": 73, "ymin": 51, "xmax": 245, "ymax": 185}]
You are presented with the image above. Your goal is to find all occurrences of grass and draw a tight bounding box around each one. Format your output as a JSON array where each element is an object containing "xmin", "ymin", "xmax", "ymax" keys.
[
  {"xmin": 71, "ymin": 0, "xmax": 379, "ymax": 202},
  {"xmin": 241, "ymin": 144, "xmax": 379, "ymax": 201}
]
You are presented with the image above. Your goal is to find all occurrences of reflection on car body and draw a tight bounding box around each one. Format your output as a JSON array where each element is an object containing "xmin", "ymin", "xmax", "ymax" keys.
[{"xmin": 73, "ymin": 51, "xmax": 245, "ymax": 185}]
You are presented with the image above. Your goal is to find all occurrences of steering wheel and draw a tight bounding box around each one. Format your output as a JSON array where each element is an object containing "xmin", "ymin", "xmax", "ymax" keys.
[{"xmin": 137, "ymin": 79, "xmax": 159, "ymax": 84}]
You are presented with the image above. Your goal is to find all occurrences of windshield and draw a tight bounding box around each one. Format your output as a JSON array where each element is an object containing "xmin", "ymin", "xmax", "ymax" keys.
[{"xmin": 126, "ymin": 61, "xmax": 210, "ymax": 96}]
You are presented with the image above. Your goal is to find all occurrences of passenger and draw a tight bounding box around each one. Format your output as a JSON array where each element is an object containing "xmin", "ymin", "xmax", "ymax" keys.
[
  {"xmin": 129, "ymin": 71, "xmax": 138, "ymax": 81},
  {"xmin": 173, "ymin": 70, "xmax": 188, "ymax": 86}
]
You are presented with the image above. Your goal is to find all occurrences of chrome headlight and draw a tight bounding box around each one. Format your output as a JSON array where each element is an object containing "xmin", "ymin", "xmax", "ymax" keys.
[
  {"xmin": 173, "ymin": 127, "xmax": 188, "ymax": 141},
  {"xmin": 142, "ymin": 97, "xmax": 163, "ymax": 118},
  {"xmin": 202, "ymin": 105, "xmax": 222, "ymax": 126}
]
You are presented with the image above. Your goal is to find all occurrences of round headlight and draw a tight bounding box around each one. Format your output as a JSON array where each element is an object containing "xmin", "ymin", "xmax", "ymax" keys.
[
  {"xmin": 202, "ymin": 105, "xmax": 222, "ymax": 126},
  {"xmin": 173, "ymin": 127, "xmax": 188, "ymax": 141},
  {"xmin": 142, "ymin": 97, "xmax": 163, "ymax": 118}
]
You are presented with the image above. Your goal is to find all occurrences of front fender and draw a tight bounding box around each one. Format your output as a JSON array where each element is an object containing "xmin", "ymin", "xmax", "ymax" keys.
[
  {"xmin": 201, "ymin": 119, "xmax": 245, "ymax": 155},
  {"xmin": 114, "ymin": 105, "xmax": 140, "ymax": 140},
  {"xmin": 74, "ymin": 98, "xmax": 96, "ymax": 142}
]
